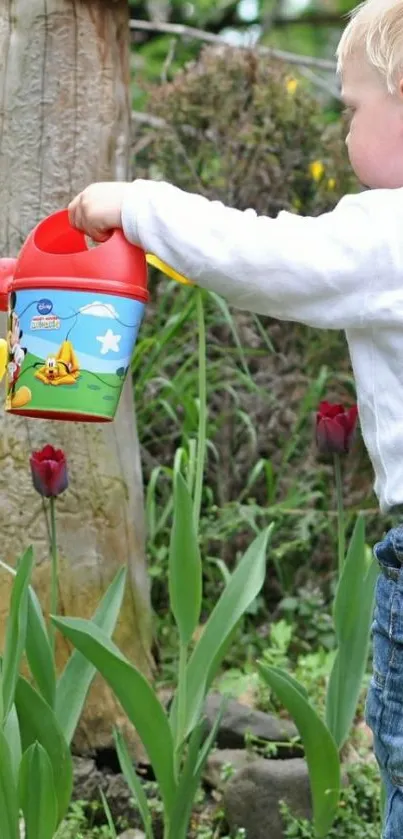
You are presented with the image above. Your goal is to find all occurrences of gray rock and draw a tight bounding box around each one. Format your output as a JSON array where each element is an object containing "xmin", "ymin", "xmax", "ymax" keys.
[
  {"xmin": 72, "ymin": 757, "xmax": 140, "ymax": 824},
  {"xmin": 105, "ymin": 773, "xmax": 139, "ymax": 821},
  {"xmin": 204, "ymin": 692, "xmax": 298, "ymax": 751},
  {"xmin": 204, "ymin": 748, "xmax": 260, "ymax": 789},
  {"xmin": 118, "ymin": 831, "xmax": 146, "ymax": 839},
  {"xmin": 73, "ymin": 757, "xmax": 104, "ymax": 801},
  {"xmin": 224, "ymin": 757, "xmax": 312, "ymax": 839}
]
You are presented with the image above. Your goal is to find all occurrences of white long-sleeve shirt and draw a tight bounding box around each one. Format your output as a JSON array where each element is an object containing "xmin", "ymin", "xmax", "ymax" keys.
[{"xmin": 121, "ymin": 180, "xmax": 403, "ymax": 514}]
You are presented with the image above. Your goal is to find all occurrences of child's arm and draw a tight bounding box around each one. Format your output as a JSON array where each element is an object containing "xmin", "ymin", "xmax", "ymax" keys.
[{"xmin": 69, "ymin": 179, "xmax": 399, "ymax": 330}]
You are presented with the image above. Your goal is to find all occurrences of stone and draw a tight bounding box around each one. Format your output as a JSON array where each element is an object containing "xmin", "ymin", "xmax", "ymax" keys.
[
  {"xmin": 204, "ymin": 748, "xmax": 260, "ymax": 789},
  {"xmin": 72, "ymin": 757, "xmax": 103, "ymax": 801},
  {"xmin": 224, "ymin": 757, "xmax": 312, "ymax": 839},
  {"xmin": 72, "ymin": 757, "xmax": 140, "ymax": 824},
  {"xmin": 105, "ymin": 773, "xmax": 140, "ymax": 821},
  {"xmin": 204, "ymin": 692, "xmax": 298, "ymax": 751},
  {"xmin": 118, "ymin": 831, "xmax": 146, "ymax": 839}
]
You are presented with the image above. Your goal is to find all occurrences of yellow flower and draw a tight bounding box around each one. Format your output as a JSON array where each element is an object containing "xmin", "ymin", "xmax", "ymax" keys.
[
  {"xmin": 286, "ymin": 78, "xmax": 298, "ymax": 95},
  {"xmin": 309, "ymin": 160, "xmax": 325, "ymax": 182},
  {"xmin": 327, "ymin": 177, "xmax": 336, "ymax": 190}
]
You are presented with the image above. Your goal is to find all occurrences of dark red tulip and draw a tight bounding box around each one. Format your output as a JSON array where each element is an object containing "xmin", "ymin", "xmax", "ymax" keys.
[
  {"xmin": 316, "ymin": 401, "xmax": 358, "ymax": 455},
  {"xmin": 30, "ymin": 444, "xmax": 68, "ymax": 498}
]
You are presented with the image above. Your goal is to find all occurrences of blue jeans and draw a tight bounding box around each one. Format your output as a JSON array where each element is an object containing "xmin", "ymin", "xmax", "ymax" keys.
[{"xmin": 365, "ymin": 525, "xmax": 403, "ymax": 838}]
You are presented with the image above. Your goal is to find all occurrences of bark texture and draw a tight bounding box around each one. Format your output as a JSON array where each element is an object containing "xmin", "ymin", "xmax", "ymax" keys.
[{"xmin": 0, "ymin": 0, "xmax": 152, "ymax": 754}]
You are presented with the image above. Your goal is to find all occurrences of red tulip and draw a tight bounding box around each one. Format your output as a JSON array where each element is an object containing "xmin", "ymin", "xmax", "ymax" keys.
[
  {"xmin": 30, "ymin": 444, "xmax": 68, "ymax": 498},
  {"xmin": 316, "ymin": 401, "xmax": 358, "ymax": 455}
]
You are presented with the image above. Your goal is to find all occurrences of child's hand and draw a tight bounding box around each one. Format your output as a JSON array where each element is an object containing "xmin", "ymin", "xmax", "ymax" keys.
[{"xmin": 68, "ymin": 181, "xmax": 130, "ymax": 242}]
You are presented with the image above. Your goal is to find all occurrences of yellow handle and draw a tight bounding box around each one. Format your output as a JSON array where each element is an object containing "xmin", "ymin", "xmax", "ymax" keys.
[{"xmin": 146, "ymin": 253, "xmax": 194, "ymax": 286}]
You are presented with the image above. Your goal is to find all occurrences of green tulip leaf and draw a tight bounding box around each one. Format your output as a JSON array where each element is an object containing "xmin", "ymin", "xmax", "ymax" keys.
[
  {"xmin": 26, "ymin": 586, "xmax": 56, "ymax": 708},
  {"xmin": 18, "ymin": 742, "xmax": 58, "ymax": 839},
  {"xmin": 2, "ymin": 547, "xmax": 34, "ymax": 721},
  {"xmin": 169, "ymin": 471, "xmax": 202, "ymax": 646},
  {"xmin": 326, "ymin": 516, "xmax": 378, "ymax": 748},
  {"xmin": 258, "ymin": 664, "xmax": 340, "ymax": 838},
  {"xmin": 52, "ymin": 615, "xmax": 176, "ymax": 815},
  {"xmin": 0, "ymin": 557, "xmax": 56, "ymax": 709},
  {"xmin": 55, "ymin": 566, "xmax": 127, "ymax": 744},
  {"xmin": 3, "ymin": 704, "xmax": 22, "ymax": 785},
  {"xmin": 171, "ymin": 526, "xmax": 271, "ymax": 738},
  {"xmin": 114, "ymin": 729, "xmax": 154, "ymax": 839},
  {"xmin": 14, "ymin": 674, "xmax": 73, "ymax": 825},
  {"xmin": 0, "ymin": 729, "xmax": 19, "ymax": 839},
  {"xmin": 171, "ymin": 699, "xmax": 225, "ymax": 838}
]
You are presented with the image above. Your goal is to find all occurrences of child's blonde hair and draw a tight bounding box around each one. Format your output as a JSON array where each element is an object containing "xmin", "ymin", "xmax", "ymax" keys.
[{"xmin": 337, "ymin": 0, "xmax": 403, "ymax": 93}]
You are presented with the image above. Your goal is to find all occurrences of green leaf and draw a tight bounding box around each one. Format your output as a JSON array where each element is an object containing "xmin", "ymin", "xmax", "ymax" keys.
[
  {"xmin": 3, "ymin": 704, "xmax": 22, "ymax": 785},
  {"xmin": 18, "ymin": 742, "xmax": 58, "ymax": 839},
  {"xmin": 14, "ymin": 674, "xmax": 73, "ymax": 825},
  {"xmin": 209, "ymin": 291, "xmax": 251, "ymax": 378},
  {"xmin": 169, "ymin": 471, "xmax": 202, "ymax": 646},
  {"xmin": 53, "ymin": 616, "xmax": 176, "ymax": 816},
  {"xmin": 170, "ymin": 720, "xmax": 205, "ymax": 838},
  {"xmin": 0, "ymin": 729, "xmax": 19, "ymax": 839},
  {"xmin": 26, "ymin": 586, "xmax": 56, "ymax": 708},
  {"xmin": 264, "ymin": 665, "xmax": 309, "ymax": 701},
  {"xmin": 2, "ymin": 547, "xmax": 34, "ymax": 721},
  {"xmin": 259, "ymin": 664, "xmax": 340, "ymax": 838},
  {"xmin": 171, "ymin": 526, "xmax": 271, "ymax": 738},
  {"xmin": 114, "ymin": 729, "xmax": 154, "ymax": 839},
  {"xmin": 0, "ymin": 557, "xmax": 56, "ymax": 709},
  {"xmin": 326, "ymin": 516, "xmax": 378, "ymax": 748},
  {"xmin": 170, "ymin": 703, "xmax": 225, "ymax": 838},
  {"xmin": 99, "ymin": 788, "xmax": 118, "ymax": 839},
  {"xmin": 55, "ymin": 567, "xmax": 126, "ymax": 744}
]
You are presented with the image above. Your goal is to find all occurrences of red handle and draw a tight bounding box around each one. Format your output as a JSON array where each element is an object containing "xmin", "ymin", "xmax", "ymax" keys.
[
  {"xmin": 13, "ymin": 209, "xmax": 148, "ymax": 300},
  {"xmin": 0, "ymin": 258, "xmax": 17, "ymax": 312}
]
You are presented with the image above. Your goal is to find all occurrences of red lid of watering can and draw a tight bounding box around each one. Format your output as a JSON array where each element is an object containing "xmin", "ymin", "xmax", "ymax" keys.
[{"xmin": 11, "ymin": 209, "xmax": 148, "ymax": 302}]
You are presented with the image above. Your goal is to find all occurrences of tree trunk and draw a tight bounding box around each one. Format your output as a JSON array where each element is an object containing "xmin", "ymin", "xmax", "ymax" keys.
[{"xmin": 0, "ymin": 0, "xmax": 153, "ymax": 754}]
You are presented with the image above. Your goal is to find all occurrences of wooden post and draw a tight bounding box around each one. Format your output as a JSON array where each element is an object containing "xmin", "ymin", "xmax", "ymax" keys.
[{"xmin": 0, "ymin": 0, "xmax": 153, "ymax": 754}]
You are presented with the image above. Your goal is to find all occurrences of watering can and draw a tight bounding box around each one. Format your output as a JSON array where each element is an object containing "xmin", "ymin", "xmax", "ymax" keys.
[{"xmin": 0, "ymin": 209, "xmax": 192, "ymax": 422}]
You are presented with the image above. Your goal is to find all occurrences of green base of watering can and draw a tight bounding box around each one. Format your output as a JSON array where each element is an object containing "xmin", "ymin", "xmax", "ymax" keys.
[{"xmin": 0, "ymin": 211, "xmax": 193, "ymax": 423}]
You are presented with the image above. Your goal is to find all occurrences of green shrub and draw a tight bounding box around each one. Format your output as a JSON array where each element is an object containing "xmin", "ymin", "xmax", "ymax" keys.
[{"xmin": 135, "ymin": 46, "xmax": 357, "ymax": 215}]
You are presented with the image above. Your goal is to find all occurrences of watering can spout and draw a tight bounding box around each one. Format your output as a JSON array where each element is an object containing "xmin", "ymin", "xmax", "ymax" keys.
[{"xmin": 0, "ymin": 258, "xmax": 17, "ymax": 312}]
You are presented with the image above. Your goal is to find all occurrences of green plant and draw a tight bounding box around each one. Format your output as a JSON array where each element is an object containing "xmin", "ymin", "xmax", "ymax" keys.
[
  {"xmin": 0, "ymin": 443, "xmax": 127, "ymax": 839},
  {"xmin": 281, "ymin": 760, "xmax": 382, "ymax": 839},
  {"xmin": 0, "ymin": 554, "xmax": 126, "ymax": 839},
  {"xmin": 55, "ymin": 799, "xmax": 123, "ymax": 838},
  {"xmin": 53, "ymin": 290, "xmax": 272, "ymax": 839},
  {"xmin": 259, "ymin": 417, "xmax": 379, "ymax": 837},
  {"xmin": 279, "ymin": 583, "xmax": 335, "ymax": 653}
]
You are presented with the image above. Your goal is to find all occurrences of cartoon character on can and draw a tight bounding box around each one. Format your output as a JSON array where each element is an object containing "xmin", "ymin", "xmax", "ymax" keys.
[{"xmin": 4, "ymin": 289, "xmax": 144, "ymax": 420}]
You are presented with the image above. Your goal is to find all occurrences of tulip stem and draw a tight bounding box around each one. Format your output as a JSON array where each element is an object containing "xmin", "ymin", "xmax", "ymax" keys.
[
  {"xmin": 193, "ymin": 289, "xmax": 207, "ymax": 531},
  {"xmin": 49, "ymin": 496, "xmax": 58, "ymax": 655},
  {"xmin": 175, "ymin": 641, "xmax": 188, "ymax": 778},
  {"xmin": 333, "ymin": 454, "xmax": 345, "ymax": 575}
]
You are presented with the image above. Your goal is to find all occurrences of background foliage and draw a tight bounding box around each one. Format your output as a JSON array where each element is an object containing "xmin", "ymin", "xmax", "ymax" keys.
[
  {"xmin": 130, "ymin": 41, "xmax": 389, "ymax": 644},
  {"xmin": 129, "ymin": 0, "xmax": 361, "ymax": 99}
]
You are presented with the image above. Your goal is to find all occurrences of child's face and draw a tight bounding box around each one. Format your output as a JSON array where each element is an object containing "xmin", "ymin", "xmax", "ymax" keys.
[{"xmin": 342, "ymin": 55, "xmax": 403, "ymax": 189}]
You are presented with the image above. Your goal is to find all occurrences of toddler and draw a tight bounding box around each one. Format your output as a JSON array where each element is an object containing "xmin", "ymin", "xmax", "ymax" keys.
[{"xmin": 69, "ymin": 2, "xmax": 403, "ymax": 835}]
